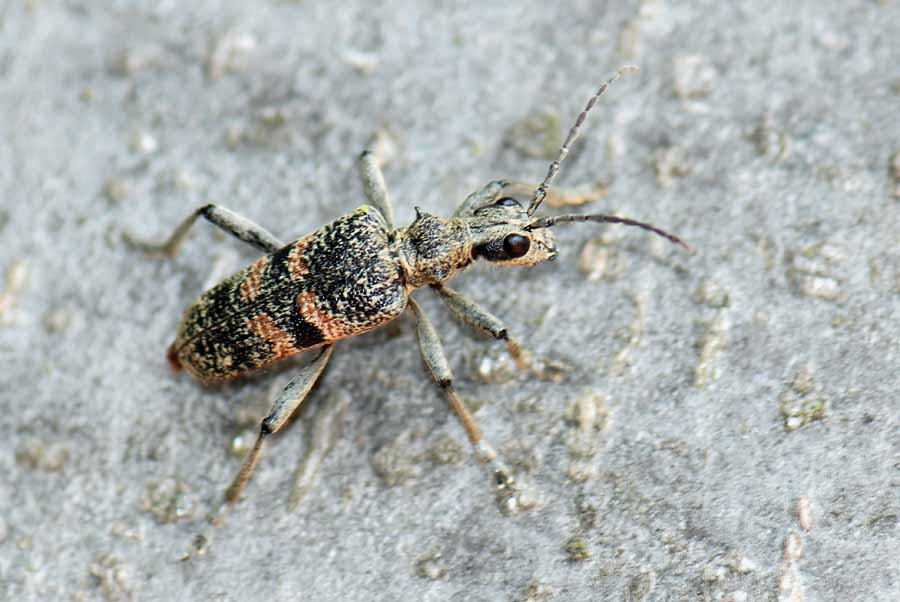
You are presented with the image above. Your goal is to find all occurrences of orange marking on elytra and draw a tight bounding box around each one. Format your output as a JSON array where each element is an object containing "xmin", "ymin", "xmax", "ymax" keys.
[
  {"xmin": 240, "ymin": 257, "xmax": 268, "ymax": 301},
  {"xmin": 287, "ymin": 238, "xmax": 310, "ymax": 280},
  {"xmin": 246, "ymin": 313, "xmax": 298, "ymax": 358},
  {"xmin": 297, "ymin": 291, "xmax": 351, "ymax": 341}
]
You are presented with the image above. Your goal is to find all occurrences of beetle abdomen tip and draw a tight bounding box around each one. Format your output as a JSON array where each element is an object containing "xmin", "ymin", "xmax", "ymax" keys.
[{"xmin": 167, "ymin": 342, "xmax": 183, "ymax": 373}]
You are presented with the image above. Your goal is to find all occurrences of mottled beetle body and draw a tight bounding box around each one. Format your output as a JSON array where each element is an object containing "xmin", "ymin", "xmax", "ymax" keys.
[
  {"xmin": 127, "ymin": 67, "xmax": 691, "ymax": 527},
  {"xmin": 170, "ymin": 207, "xmax": 407, "ymax": 380},
  {"xmin": 171, "ymin": 194, "xmax": 562, "ymax": 382}
]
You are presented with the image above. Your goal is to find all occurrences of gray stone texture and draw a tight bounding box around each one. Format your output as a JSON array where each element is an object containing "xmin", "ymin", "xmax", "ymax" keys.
[{"xmin": 1, "ymin": 1, "xmax": 898, "ymax": 600}]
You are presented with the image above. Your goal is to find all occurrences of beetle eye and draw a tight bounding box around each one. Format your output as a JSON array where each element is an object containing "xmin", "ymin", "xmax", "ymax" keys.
[
  {"xmin": 494, "ymin": 197, "xmax": 520, "ymax": 207},
  {"xmin": 502, "ymin": 233, "xmax": 531, "ymax": 258}
]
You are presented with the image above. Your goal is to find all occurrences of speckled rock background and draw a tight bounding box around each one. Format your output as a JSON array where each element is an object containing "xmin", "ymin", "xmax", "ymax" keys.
[{"xmin": 1, "ymin": 1, "xmax": 898, "ymax": 601}]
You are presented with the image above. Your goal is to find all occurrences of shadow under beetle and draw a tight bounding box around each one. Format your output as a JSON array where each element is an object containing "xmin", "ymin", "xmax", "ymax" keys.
[{"xmin": 127, "ymin": 66, "xmax": 690, "ymax": 521}]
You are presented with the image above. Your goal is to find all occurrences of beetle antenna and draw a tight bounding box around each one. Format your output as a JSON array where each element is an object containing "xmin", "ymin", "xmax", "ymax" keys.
[
  {"xmin": 528, "ymin": 213, "xmax": 693, "ymax": 252},
  {"xmin": 527, "ymin": 65, "xmax": 639, "ymax": 217}
]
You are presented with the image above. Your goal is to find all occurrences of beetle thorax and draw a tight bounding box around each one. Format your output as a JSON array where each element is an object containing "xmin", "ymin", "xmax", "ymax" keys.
[{"xmin": 394, "ymin": 211, "xmax": 474, "ymax": 288}]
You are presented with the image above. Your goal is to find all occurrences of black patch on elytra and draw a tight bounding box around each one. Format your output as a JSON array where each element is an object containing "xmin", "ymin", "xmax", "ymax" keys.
[
  {"xmin": 266, "ymin": 243, "xmax": 295, "ymax": 287},
  {"xmin": 206, "ymin": 278, "xmax": 242, "ymax": 320},
  {"xmin": 261, "ymin": 242, "xmax": 326, "ymax": 347},
  {"xmin": 275, "ymin": 306, "xmax": 326, "ymax": 349},
  {"xmin": 175, "ymin": 273, "xmax": 242, "ymax": 348},
  {"xmin": 191, "ymin": 324, "xmax": 265, "ymax": 378},
  {"xmin": 304, "ymin": 211, "xmax": 405, "ymax": 323}
]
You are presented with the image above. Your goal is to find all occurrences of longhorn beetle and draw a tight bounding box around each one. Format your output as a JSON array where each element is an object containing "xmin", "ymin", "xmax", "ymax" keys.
[{"xmin": 127, "ymin": 66, "xmax": 690, "ymax": 521}]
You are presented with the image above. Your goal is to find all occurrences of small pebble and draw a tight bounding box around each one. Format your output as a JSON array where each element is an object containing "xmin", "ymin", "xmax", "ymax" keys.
[{"xmin": 797, "ymin": 496, "xmax": 813, "ymax": 531}]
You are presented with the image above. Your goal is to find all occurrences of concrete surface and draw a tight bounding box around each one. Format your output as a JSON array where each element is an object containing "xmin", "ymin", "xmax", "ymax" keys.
[{"xmin": 1, "ymin": 1, "xmax": 898, "ymax": 600}]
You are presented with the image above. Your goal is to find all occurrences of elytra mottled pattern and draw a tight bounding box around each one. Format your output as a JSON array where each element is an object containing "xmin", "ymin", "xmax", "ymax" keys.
[{"xmin": 171, "ymin": 207, "xmax": 408, "ymax": 380}]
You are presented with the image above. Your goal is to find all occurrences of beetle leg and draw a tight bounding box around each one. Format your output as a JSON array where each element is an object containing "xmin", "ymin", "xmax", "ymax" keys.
[
  {"xmin": 496, "ymin": 180, "xmax": 607, "ymax": 209},
  {"xmin": 124, "ymin": 204, "xmax": 284, "ymax": 257},
  {"xmin": 359, "ymin": 149, "xmax": 396, "ymax": 230},
  {"xmin": 430, "ymin": 284, "xmax": 531, "ymax": 370},
  {"xmin": 454, "ymin": 180, "xmax": 603, "ymax": 217},
  {"xmin": 407, "ymin": 297, "xmax": 520, "ymax": 511},
  {"xmin": 214, "ymin": 344, "xmax": 333, "ymax": 523},
  {"xmin": 431, "ymin": 284, "xmax": 566, "ymax": 382},
  {"xmin": 452, "ymin": 180, "xmax": 508, "ymax": 217}
]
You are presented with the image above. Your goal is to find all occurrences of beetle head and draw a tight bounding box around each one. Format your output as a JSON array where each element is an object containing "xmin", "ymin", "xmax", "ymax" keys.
[
  {"xmin": 462, "ymin": 194, "xmax": 557, "ymax": 267},
  {"xmin": 460, "ymin": 66, "xmax": 691, "ymax": 266},
  {"xmin": 399, "ymin": 66, "xmax": 691, "ymax": 289}
]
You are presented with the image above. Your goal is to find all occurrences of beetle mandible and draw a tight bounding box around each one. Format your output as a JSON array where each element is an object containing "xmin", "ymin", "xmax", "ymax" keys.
[{"xmin": 127, "ymin": 66, "xmax": 690, "ymax": 519}]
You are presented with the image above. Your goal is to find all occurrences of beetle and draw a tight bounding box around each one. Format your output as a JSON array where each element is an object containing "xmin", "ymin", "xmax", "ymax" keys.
[{"xmin": 127, "ymin": 66, "xmax": 689, "ymax": 519}]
